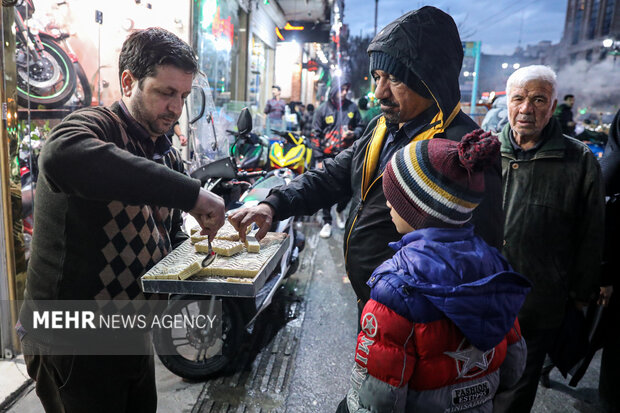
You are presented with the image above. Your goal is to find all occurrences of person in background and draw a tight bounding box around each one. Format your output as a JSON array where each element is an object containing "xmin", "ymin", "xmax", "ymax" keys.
[
  {"xmin": 288, "ymin": 101, "xmax": 303, "ymax": 131},
  {"xmin": 361, "ymin": 98, "xmax": 382, "ymax": 126},
  {"xmin": 553, "ymin": 94, "xmax": 576, "ymax": 137},
  {"xmin": 302, "ymin": 103, "xmax": 315, "ymax": 138},
  {"xmin": 166, "ymin": 121, "xmax": 187, "ymax": 146},
  {"xmin": 17, "ymin": 27, "xmax": 225, "ymax": 413},
  {"xmin": 493, "ymin": 66, "xmax": 604, "ymax": 412},
  {"xmin": 312, "ymin": 78, "xmax": 363, "ymax": 238},
  {"xmin": 228, "ymin": 7, "xmax": 503, "ymax": 327},
  {"xmin": 337, "ymin": 130, "xmax": 531, "ymax": 413},
  {"xmin": 357, "ymin": 96, "xmax": 369, "ymax": 122},
  {"xmin": 264, "ymin": 85, "xmax": 286, "ymax": 134}
]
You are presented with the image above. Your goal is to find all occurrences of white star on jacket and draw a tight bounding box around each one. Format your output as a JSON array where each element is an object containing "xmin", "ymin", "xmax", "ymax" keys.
[{"xmin": 444, "ymin": 340, "xmax": 495, "ymax": 379}]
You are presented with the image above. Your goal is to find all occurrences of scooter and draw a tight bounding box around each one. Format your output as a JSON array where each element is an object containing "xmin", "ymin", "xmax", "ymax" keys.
[
  {"xmin": 268, "ymin": 129, "xmax": 313, "ymax": 175},
  {"xmin": 229, "ymin": 128, "xmax": 270, "ymax": 172},
  {"xmin": 150, "ymin": 106, "xmax": 305, "ymax": 380}
]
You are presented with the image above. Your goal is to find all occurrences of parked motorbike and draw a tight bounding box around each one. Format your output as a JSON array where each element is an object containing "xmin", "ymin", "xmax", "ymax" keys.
[
  {"xmin": 151, "ymin": 97, "xmax": 305, "ymax": 379},
  {"xmin": 229, "ymin": 127, "xmax": 270, "ymax": 172},
  {"xmin": 268, "ymin": 129, "xmax": 313, "ymax": 174},
  {"xmin": 13, "ymin": 0, "xmax": 77, "ymax": 108}
]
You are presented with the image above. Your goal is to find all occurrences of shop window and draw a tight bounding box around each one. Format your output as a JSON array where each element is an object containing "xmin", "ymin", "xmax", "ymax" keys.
[
  {"xmin": 249, "ymin": 36, "xmax": 267, "ymax": 112},
  {"xmin": 193, "ymin": 0, "xmax": 240, "ymax": 109}
]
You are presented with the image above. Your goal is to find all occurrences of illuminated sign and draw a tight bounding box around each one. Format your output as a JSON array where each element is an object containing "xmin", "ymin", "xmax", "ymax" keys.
[
  {"xmin": 201, "ymin": 0, "xmax": 235, "ymax": 49},
  {"xmin": 304, "ymin": 60, "xmax": 319, "ymax": 72},
  {"xmin": 275, "ymin": 21, "xmax": 330, "ymax": 43},
  {"xmin": 212, "ymin": 7, "xmax": 234, "ymax": 48}
]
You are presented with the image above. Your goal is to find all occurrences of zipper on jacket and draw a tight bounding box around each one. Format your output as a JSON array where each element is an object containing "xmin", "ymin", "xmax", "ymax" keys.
[{"xmin": 344, "ymin": 173, "xmax": 383, "ymax": 264}]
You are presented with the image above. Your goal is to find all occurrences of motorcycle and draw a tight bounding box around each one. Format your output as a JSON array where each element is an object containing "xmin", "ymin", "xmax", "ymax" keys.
[
  {"xmin": 268, "ymin": 129, "xmax": 313, "ymax": 175},
  {"xmin": 229, "ymin": 127, "xmax": 270, "ymax": 172},
  {"xmin": 13, "ymin": 0, "xmax": 77, "ymax": 108},
  {"xmin": 148, "ymin": 78, "xmax": 305, "ymax": 380}
]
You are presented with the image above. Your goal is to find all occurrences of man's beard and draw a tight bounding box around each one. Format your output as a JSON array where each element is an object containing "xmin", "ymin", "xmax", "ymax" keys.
[
  {"xmin": 131, "ymin": 92, "xmax": 176, "ymax": 136},
  {"xmin": 380, "ymin": 99, "xmax": 400, "ymax": 123}
]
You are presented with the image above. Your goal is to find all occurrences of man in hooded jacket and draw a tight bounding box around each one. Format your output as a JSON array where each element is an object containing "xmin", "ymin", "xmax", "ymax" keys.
[
  {"xmin": 312, "ymin": 79, "xmax": 363, "ymax": 237},
  {"xmin": 229, "ymin": 6, "xmax": 503, "ymax": 319}
]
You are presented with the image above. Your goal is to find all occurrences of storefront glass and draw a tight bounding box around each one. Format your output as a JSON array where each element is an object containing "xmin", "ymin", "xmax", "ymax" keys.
[
  {"xmin": 193, "ymin": 0, "xmax": 240, "ymax": 109},
  {"xmin": 248, "ymin": 34, "xmax": 268, "ymax": 131}
]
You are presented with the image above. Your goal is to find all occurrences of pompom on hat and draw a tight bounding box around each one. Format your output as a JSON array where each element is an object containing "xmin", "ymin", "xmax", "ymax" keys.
[{"xmin": 382, "ymin": 129, "xmax": 499, "ymax": 229}]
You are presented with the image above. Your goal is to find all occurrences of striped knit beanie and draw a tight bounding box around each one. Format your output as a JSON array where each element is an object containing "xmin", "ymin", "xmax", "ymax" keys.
[{"xmin": 383, "ymin": 129, "xmax": 499, "ymax": 229}]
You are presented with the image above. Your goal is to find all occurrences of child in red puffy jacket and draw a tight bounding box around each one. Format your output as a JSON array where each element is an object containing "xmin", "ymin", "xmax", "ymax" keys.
[{"xmin": 338, "ymin": 130, "xmax": 532, "ymax": 413}]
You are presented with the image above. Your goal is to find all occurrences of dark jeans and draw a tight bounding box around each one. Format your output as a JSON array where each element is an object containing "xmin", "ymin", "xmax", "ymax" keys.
[
  {"xmin": 493, "ymin": 324, "xmax": 559, "ymax": 413},
  {"xmin": 322, "ymin": 200, "xmax": 348, "ymax": 224},
  {"xmin": 23, "ymin": 337, "xmax": 156, "ymax": 413}
]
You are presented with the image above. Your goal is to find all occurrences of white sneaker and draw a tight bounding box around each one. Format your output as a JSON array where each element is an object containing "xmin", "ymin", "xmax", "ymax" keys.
[
  {"xmin": 335, "ymin": 211, "xmax": 346, "ymax": 229},
  {"xmin": 319, "ymin": 223, "xmax": 332, "ymax": 238}
]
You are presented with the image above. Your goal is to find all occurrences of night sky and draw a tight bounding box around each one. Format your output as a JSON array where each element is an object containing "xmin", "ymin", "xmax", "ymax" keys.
[{"xmin": 344, "ymin": 0, "xmax": 568, "ymax": 55}]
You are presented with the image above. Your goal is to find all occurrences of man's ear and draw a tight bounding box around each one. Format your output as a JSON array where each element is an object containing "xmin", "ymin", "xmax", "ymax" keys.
[
  {"xmin": 551, "ymin": 99, "xmax": 558, "ymax": 113},
  {"xmin": 120, "ymin": 70, "xmax": 136, "ymax": 97}
]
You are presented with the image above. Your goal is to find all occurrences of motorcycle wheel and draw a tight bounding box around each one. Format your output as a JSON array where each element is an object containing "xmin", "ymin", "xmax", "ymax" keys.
[
  {"xmin": 153, "ymin": 295, "xmax": 245, "ymax": 380},
  {"xmin": 16, "ymin": 35, "xmax": 76, "ymax": 109},
  {"xmin": 73, "ymin": 62, "xmax": 92, "ymax": 108}
]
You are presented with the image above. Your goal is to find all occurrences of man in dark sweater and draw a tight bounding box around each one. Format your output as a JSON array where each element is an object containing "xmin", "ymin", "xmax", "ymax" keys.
[{"xmin": 18, "ymin": 28, "xmax": 225, "ymax": 413}]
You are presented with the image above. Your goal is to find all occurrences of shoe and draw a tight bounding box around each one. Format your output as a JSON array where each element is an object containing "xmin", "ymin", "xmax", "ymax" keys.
[
  {"xmin": 319, "ymin": 223, "xmax": 332, "ymax": 238},
  {"xmin": 335, "ymin": 211, "xmax": 346, "ymax": 229}
]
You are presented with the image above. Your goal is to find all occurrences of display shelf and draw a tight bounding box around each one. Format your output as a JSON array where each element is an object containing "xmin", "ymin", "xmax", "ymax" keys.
[{"xmin": 17, "ymin": 108, "xmax": 73, "ymax": 120}]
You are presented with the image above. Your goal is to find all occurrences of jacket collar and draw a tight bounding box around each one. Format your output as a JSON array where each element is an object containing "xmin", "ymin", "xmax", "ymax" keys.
[
  {"xmin": 389, "ymin": 224, "xmax": 475, "ymax": 251},
  {"xmin": 499, "ymin": 116, "xmax": 565, "ymax": 160}
]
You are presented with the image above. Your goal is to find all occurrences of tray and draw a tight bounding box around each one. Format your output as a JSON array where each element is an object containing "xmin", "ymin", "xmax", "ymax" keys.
[{"xmin": 140, "ymin": 234, "xmax": 290, "ymax": 297}]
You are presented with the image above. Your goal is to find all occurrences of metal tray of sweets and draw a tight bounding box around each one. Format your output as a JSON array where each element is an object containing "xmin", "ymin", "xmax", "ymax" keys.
[{"xmin": 140, "ymin": 233, "xmax": 291, "ymax": 297}]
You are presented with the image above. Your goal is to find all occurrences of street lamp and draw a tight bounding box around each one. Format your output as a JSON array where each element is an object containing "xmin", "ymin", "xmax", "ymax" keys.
[
  {"xmin": 603, "ymin": 38, "xmax": 614, "ymax": 48},
  {"xmin": 513, "ymin": 63, "xmax": 520, "ymax": 69},
  {"xmin": 501, "ymin": 62, "xmax": 509, "ymax": 69}
]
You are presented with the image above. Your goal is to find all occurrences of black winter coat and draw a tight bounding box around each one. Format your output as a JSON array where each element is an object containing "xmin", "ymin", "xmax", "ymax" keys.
[{"xmin": 263, "ymin": 6, "xmax": 503, "ymax": 304}]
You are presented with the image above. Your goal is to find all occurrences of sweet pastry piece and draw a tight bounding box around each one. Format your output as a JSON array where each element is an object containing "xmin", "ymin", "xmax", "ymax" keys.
[
  {"xmin": 244, "ymin": 236, "xmax": 260, "ymax": 253},
  {"xmin": 190, "ymin": 232, "xmax": 209, "ymax": 244},
  {"xmin": 195, "ymin": 239, "xmax": 245, "ymax": 257},
  {"xmin": 190, "ymin": 221, "xmax": 252, "ymax": 243},
  {"xmin": 143, "ymin": 242, "xmax": 201, "ymax": 280},
  {"xmin": 196, "ymin": 241, "xmax": 282, "ymax": 278},
  {"xmin": 215, "ymin": 220, "xmax": 252, "ymax": 241}
]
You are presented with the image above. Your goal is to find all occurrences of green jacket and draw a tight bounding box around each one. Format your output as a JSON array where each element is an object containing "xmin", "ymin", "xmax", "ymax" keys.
[{"xmin": 500, "ymin": 118, "xmax": 604, "ymax": 330}]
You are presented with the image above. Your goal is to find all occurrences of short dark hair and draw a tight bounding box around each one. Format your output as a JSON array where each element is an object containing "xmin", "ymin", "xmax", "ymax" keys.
[
  {"xmin": 564, "ymin": 94, "xmax": 575, "ymax": 101},
  {"xmin": 307, "ymin": 103, "xmax": 314, "ymax": 112},
  {"xmin": 118, "ymin": 27, "xmax": 197, "ymax": 90},
  {"xmin": 272, "ymin": 85, "xmax": 281, "ymax": 91}
]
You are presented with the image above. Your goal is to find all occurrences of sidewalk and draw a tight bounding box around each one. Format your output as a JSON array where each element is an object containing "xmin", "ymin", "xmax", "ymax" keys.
[{"xmin": 0, "ymin": 354, "xmax": 32, "ymax": 411}]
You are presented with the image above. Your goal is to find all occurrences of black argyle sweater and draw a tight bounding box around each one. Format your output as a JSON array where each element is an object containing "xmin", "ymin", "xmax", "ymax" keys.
[{"xmin": 22, "ymin": 102, "xmax": 201, "ymax": 303}]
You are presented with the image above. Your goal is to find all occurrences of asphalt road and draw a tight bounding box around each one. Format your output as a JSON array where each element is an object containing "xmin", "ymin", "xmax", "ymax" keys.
[{"xmin": 5, "ymin": 219, "xmax": 608, "ymax": 412}]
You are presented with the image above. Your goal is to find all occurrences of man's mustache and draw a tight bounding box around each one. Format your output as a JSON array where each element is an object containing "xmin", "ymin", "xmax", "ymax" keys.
[
  {"xmin": 517, "ymin": 116, "xmax": 535, "ymax": 122},
  {"xmin": 379, "ymin": 99, "xmax": 398, "ymax": 107}
]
